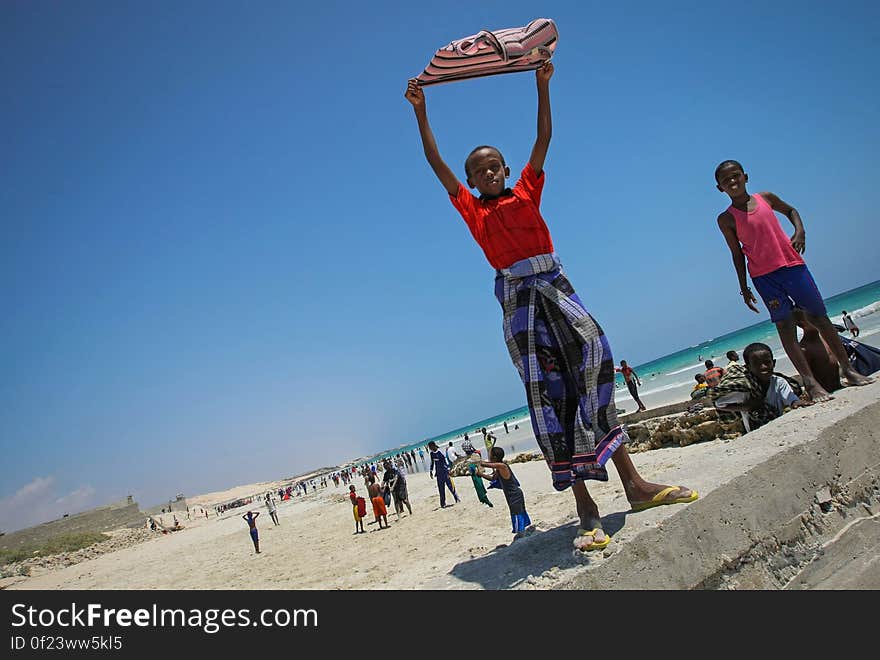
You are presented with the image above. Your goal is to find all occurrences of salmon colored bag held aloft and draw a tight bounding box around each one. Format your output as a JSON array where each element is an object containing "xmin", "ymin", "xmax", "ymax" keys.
[{"xmin": 416, "ymin": 18, "xmax": 558, "ymax": 87}]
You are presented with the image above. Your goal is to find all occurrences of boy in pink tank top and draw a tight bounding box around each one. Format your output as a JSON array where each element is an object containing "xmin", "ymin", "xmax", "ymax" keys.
[{"xmin": 715, "ymin": 160, "xmax": 873, "ymax": 403}]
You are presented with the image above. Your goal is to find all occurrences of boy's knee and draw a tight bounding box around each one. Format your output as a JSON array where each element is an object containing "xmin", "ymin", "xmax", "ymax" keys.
[
  {"xmin": 804, "ymin": 311, "xmax": 831, "ymax": 327},
  {"xmin": 774, "ymin": 316, "xmax": 797, "ymax": 333}
]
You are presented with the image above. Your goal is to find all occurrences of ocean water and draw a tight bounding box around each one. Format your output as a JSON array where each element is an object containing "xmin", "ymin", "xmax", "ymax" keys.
[
  {"xmin": 621, "ymin": 278, "xmax": 880, "ymax": 412},
  {"xmin": 364, "ymin": 279, "xmax": 880, "ymax": 465}
]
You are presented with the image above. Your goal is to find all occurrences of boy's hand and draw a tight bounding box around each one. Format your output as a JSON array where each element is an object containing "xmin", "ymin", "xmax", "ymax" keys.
[
  {"xmin": 405, "ymin": 79, "xmax": 425, "ymax": 108},
  {"xmin": 536, "ymin": 60, "xmax": 554, "ymax": 84},
  {"xmin": 790, "ymin": 230, "xmax": 806, "ymax": 254},
  {"xmin": 741, "ymin": 287, "xmax": 760, "ymax": 313}
]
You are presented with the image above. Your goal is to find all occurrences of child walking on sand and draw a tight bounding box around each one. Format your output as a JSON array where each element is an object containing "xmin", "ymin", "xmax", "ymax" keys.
[
  {"xmin": 405, "ymin": 62, "xmax": 696, "ymax": 552},
  {"xmin": 367, "ymin": 477, "xmax": 389, "ymax": 530},
  {"xmin": 242, "ymin": 510, "xmax": 260, "ymax": 554},
  {"xmin": 714, "ymin": 159, "xmax": 874, "ymax": 403},
  {"xmin": 349, "ymin": 485, "xmax": 365, "ymax": 534},
  {"xmin": 479, "ymin": 447, "xmax": 531, "ymax": 535},
  {"xmin": 616, "ymin": 360, "xmax": 647, "ymax": 412},
  {"xmin": 427, "ymin": 440, "xmax": 460, "ymax": 508},
  {"xmin": 461, "ymin": 440, "xmax": 493, "ymax": 508}
]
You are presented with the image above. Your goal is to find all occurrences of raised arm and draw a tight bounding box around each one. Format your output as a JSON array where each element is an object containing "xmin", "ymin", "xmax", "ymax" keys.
[
  {"xmin": 404, "ymin": 79, "xmax": 460, "ymax": 196},
  {"xmin": 528, "ymin": 61, "xmax": 554, "ymax": 176},
  {"xmin": 760, "ymin": 191, "xmax": 806, "ymax": 254},
  {"xmin": 717, "ymin": 211, "xmax": 760, "ymax": 313},
  {"xmin": 479, "ymin": 460, "xmax": 511, "ymax": 479}
]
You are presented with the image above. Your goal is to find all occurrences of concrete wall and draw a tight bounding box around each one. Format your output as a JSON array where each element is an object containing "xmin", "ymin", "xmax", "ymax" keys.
[
  {"xmin": 620, "ymin": 399, "xmax": 693, "ymax": 424},
  {"xmin": 143, "ymin": 497, "xmax": 188, "ymax": 516},
  {"xmin": 0, "ymin": 500, "xmax": 145, "ymax": 553},
  {"xmin": 167, "ymin": 497, "xmax": 188, "ymax": 513},
  {"xmin": 560, "ymin": 397, "xmax": 880, "ymax": 589}
]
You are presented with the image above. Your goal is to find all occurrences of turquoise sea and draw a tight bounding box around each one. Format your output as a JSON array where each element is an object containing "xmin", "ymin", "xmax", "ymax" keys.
[{"xmin": 364, "ymin": 279, "xmax": 880, "ymax": 465}]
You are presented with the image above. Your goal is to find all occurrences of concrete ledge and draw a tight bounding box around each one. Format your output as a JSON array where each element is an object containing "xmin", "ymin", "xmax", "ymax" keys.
[
  {"xmin": 619, "ymin": 399, "xmax": 694, "ymax": 424},
  {"xmin": 558, "ymin": 389, "xmax": 880, "ymax": 590}
]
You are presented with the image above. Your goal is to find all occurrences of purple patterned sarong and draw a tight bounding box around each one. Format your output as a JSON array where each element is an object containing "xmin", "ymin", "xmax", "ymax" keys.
[{"xmin": 494, "ymin": 253, "xmax": 627, "ymax": 491}]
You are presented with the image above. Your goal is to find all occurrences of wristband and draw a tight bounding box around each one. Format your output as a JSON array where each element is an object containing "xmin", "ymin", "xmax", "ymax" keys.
[{"xmin": 739, "ymin": 287, "xmax": 752, "ymax": 297}]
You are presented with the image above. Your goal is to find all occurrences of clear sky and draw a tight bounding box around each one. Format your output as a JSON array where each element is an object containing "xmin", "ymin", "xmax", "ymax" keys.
[{"xmin": 2, "ymin": 1, "xmax": 878, "ymax": 531}]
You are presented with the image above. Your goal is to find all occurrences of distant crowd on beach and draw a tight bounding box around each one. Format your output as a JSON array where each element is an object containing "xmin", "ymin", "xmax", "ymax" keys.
[{"xmin": 227, "ymin": 425, "xmax": 540, "ymax": 555}]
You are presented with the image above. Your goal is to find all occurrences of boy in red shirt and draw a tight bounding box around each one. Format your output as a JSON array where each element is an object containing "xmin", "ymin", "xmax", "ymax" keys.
[
  {"xmin": 404, "ymin": 63, "xmax": 696, "ymax": 552},
  {"xmin": 348, "ymin": 484, "xmax": 365, "ymax": 534},
  {"xmin": 615, "ymin": 359, "xmax": 647, "ymax": 412}
]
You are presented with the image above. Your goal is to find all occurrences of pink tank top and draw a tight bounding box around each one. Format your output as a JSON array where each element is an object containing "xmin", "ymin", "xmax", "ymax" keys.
[{"xmin": 727, "ymin": 193, "xmax": 804, "ymax": 278}]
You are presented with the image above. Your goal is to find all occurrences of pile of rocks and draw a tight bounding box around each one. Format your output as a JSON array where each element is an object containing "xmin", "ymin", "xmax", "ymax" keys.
[
  {"xmin": 625, "ymin": 406, "xmax": 745, "ymax": 452},
  {"xmin": 442, "ymin": 408, "xmax": 746, "ymax": 475}
]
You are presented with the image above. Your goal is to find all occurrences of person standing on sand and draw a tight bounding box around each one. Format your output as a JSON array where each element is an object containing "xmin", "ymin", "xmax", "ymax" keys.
[
  {"xmin": 382, "ymin": 458, "xmax": 413, "ymax": 519},
  {"xmin": 480, "ymin": 426, "xmax": 497, "ymax": 459},
  {"xmin": 265, "ymin": 494, "xmax": 279, "ymax": 526},
  {"xmin": 367, "ymin": 476, "xmax": 389, "ymax": 529},
  {"xmin": 242, "ymin": 511, "xmax": 260, "ymax": 554},
  {"xmin": 428, "ymin": 440, "xmax": 459, "ymax": 508},
  {"xmin": 405, "ymin": 62, "xmax": 696, "ymax": 554},
  {"xmin": 615, "ymin": 360, "xmax": 647, "ymax": 412},
  {"xmin": 478, "ymin": 447, "xmax": 531, "ymax": 535},
  {"xmin": 462, "ymin": 439, "xmax": 493, "ymax": 508},
  {"xmin": 841, "ymin": 311, "xmax": 859, "ymax": 338},
  {"xmin": 349, "ymin": 485, "xmax": 365, "ymax": 534},
  {"xmin": 445, "ymin": 441, "xmax": 462, "ymax": 468}
]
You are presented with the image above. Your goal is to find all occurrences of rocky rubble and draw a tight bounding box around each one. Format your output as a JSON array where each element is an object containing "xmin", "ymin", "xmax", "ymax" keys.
[
  {"xmin": 447, "ymin": 406, "xmax": 748, "ymax": 473},
  {"xmin": 625, "ymin": 405, "xmax": 746, "ymax": 452}
]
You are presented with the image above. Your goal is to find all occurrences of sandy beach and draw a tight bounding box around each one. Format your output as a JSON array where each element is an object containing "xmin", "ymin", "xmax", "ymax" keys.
[{"xmin": 4, "ymin": 380, "xmax": 879, "ymax": 590}]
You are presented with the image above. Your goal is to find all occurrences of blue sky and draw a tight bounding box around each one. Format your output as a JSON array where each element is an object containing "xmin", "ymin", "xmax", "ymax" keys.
[{"xmin": 2, "ymin": 1, "xmax": 878, "ymax": 531}]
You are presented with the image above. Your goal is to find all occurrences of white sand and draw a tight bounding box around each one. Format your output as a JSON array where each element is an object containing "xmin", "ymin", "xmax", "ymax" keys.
[{"xmin": 7, "ymin": 381, "xmax": 879, "ymax": 590}]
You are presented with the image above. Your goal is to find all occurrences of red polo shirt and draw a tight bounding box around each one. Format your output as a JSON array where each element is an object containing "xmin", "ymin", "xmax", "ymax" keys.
[{"xmin": 450, "ymin": 163, "xmax": 554, "ymax": 270}]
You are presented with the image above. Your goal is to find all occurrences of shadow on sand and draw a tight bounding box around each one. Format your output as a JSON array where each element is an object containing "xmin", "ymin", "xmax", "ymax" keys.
[{"xmin": 445, "ymin": 510, "xmax": 631, "ymax": 589}]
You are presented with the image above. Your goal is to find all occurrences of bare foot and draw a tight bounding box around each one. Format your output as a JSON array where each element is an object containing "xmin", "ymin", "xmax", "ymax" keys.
[
  {"xmin": 805, "ymin": 380, "xmax": 833, "ymax": 403},
  {"xmin": 842, "ymin": 369, "xmax": 875, "ymax": 387}
]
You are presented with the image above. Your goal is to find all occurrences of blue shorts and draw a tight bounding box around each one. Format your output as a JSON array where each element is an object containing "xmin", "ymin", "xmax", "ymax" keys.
[{"xmin": 751, "ymin": 265, "xmax": 826, "ymax": 323}]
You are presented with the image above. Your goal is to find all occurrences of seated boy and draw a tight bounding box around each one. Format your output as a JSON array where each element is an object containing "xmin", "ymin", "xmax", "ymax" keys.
[
  {"xmin": 691, "ymin": 373, "xmax": 709, "ymax": 399},
  {"xmin": 715, "ymin": 342, "xmax": 810, "ymax": 432}
]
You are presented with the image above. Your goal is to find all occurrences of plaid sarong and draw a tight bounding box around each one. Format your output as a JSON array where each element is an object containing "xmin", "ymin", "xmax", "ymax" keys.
[{"xmin": 494, "ymin": 253, "xmax": 626, "ymax": 491}]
